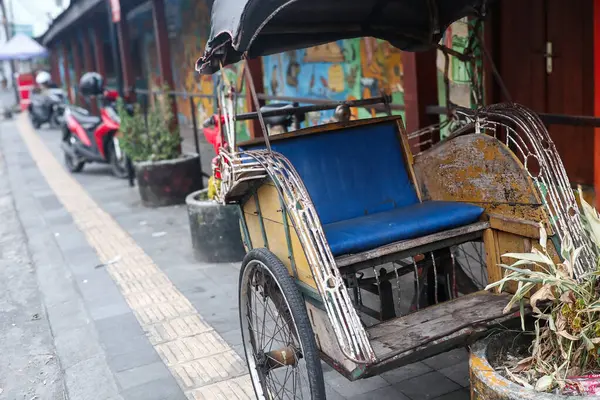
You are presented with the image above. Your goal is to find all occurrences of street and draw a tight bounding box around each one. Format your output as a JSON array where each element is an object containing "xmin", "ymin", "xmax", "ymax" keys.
[{"xmin": 0, "ymin": 115, "xmax": 470, "ymax": 399}]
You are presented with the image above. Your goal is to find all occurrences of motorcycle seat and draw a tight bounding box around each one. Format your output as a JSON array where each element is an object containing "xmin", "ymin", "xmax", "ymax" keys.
[
  {"xmin": 260, "ymin": 103, "xmax": 294, "ymax": 126},
  {"xmin": 71, "ymin": 109, "xmax": 101, "ymax": 130}
]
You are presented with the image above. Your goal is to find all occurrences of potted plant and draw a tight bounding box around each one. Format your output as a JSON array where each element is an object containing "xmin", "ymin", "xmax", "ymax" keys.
[
  {"xmin": 185, "ymin": 184, "xmax": 245, "ymax": 263},
  {"xmin": 185, "ymin": 115, "xmax": 245, "ymax": 262},
  {"xmin": 117, "ymin": 93, "xmax": 203, "ymax": 207},
  {"xmin": 471, "ymin": 189, "xmax": 600, "ymax": 398}
]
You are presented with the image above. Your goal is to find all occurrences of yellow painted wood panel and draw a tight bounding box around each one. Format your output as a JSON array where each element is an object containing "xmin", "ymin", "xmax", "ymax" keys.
[
  {"xmin": 262, "ymin": 218, "xmax": 317, "ymax": 289},
  {"xmin": 483, "ymin": 229, "xmax": 501, "ymax": 291},
  {"xmin": 262, "ymin": 218, "xmax": 292, "ymax": 274},
  {"xmin": 496, "ymin": 231, "xmax": 532, "ymax": 295},
  {"xmin": 244, "ymin": 213, "xmax": 265, "ymax": 249},
  {"xmin": 242, "ymin": 195, "xmax": 258, "ymax": 216},
  {"xmin": 397, "ymin": 119, "xmax": 422, "ymax": 202},
  {"xmin": 256, "ymin": 184, "xmax": 284, "ymax": 222},
  {"xmin": 288, "ymin": 218, "xmax": 315, "ymax": 289},
  {"xmin": 484, "ymin": 204, "xmax": 552, "ymax": 235},
  {"xmin": 243, "ymin": 181, "xmax": 318, "ymax": 289}
]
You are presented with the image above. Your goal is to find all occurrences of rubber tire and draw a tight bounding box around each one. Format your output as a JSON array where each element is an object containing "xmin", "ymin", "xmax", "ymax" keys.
[
  {"xmin": 106, "ymin": 139, "xmax": 129, "ymax": 179},
  {"xmin": 63, "ymin": 131, "xmax": 85, "ymax": 173},
  {"xmin": 239, "ymin": 248, "xmax": 326, "ymax": 400},
  {"xmin": 50, "ymin": 112, "xmax": 61, "ymax": 129},
  {"xmin": 64, "ymin": 147, "xmax": 85, "ymax": 172},
  {"xmin": 29, "ymin": 111, "xmax": 41, "ymax": 129}
]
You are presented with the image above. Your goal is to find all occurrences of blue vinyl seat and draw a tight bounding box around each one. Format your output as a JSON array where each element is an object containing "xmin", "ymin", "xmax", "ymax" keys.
[
  {"xmin": 242, "ymin": 119, "xmax": 484, "ymax": 257},
  {"xmin": 323, "ymin": 201, "xmax": 484, "ymax": 256}
]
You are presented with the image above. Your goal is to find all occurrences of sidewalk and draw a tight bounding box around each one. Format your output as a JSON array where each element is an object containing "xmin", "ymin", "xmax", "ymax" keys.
[{"xmin": 0, "ymin": 115, "xmax": 470, "ymax": 399}]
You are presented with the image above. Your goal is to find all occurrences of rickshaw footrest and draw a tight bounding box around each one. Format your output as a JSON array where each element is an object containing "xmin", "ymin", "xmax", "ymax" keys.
[{"xmin": 362, "ymin": 291, "xmax": 521, "ymax": 377}]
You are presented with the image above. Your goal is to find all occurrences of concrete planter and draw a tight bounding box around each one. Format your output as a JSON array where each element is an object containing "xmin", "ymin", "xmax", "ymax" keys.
[
  {"xmin": 470, "ymin": 332, "xmax": 600, "ymax": 399},
  {"xmin": 186, "ymin": 189, "xmax": 245, "ymax": 263},
  {"xmin": 134, "ymin": 154, "xmax": 203, "ymax": 208}
]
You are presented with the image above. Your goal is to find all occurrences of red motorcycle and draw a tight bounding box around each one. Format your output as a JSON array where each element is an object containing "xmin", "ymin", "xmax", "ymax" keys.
[
  {"xmin": 61, "ymin": 72, "xmax": 129, "ymax": 178},
  {"xmin": 202, "ymin": 114, "xmax": 226, "ymax": 179}
]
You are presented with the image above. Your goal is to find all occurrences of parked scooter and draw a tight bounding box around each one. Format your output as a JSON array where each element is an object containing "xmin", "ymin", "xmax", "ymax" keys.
[
  {"xmin": 61, "ymin": 72, "xmax": 130, "ymax": 178},
  {"xmin": 28, "ymin": 71, "xmax": 67, "ymax": 129}
]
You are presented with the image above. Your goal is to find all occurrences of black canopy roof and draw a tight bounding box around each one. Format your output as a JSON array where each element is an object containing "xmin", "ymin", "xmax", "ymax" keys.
[{"xmin": 197, "ymin": 0, "xmax": 491, "ymax": 74}]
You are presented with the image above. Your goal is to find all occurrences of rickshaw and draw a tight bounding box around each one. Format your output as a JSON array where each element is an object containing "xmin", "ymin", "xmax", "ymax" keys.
[{"xmin": 196, "ymin": 0, "xmax": 599, "ymax": 398}]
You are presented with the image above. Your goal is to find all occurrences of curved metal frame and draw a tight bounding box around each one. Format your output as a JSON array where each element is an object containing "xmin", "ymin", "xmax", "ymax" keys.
[
  {"xmin": 216, "ymin": 101, "xmax": 599, "ymax": 363},
  {"xmin": 215, "ymin": 54, "xmax": 594, "ymax": 362},
  {"xmin": 220, "ymin": 147, "xmax": 376, "ymax": 363},
  {"xmin": 410, "ymin": 103, "xmax": 598, "ymax": 277}
]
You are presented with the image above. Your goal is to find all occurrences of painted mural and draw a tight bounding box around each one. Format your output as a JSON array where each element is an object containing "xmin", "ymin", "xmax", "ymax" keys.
[
  {"xmin": 262, "ymin": 38, "xmax": 404, "ymax": 126},
  {"xmin": 130, "ymin": 0, "xmax": 250, "ymax": 141},
  {"xmin": 130, "ymin": 2, "xmax": 420, "ymax": 137},
  {"xmin": 436, "ymin": 18, "xmax": 484, "ymax": 136},
  {"xmin": 169, "ymin": 0, "xmax": 212, "ymax": 124},
  {"xmin": 436, "ymin": 18, "xmax": 484, "ymax": 137}
]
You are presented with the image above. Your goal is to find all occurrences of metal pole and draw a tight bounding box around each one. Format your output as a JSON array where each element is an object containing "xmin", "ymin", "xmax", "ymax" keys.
[
  {"xmin": 190, "ymin": 97, "xmax": 200, "ymax": 155},
  {"xmin": 0, "ymin": 0, "xmax": 18, "ymax": 105},
  {"xmin": 142, "ymin": 93, "xmax": 148, "ymax": 130},
  {"xmin": 127, "ymin": 157, "xmax": 135, "ymax": 187},
  {"xmin": 242, "ymin": 61, "xmax": 270, "ymax": 151},
  {"xmin": 235, "ymin": 95, "xmax": 392, "ymax": 122},
  {"xmin": 189, "ymin": 96, "xmax": 204, "ymax": 188},
  {"xmin": 106, "ymin": 0, "xmax": 122, "ymax": 94}
]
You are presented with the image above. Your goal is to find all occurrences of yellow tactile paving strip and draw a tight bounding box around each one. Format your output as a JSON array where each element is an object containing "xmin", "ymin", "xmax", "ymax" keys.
[{"xmin": 16, "ymin": 115, "xmax": 254, "ymax": 399}]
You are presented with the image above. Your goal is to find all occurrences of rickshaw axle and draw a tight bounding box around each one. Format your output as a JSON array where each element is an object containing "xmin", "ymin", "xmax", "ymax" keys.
[{"xmin": 259, "ymin": 347, "xmax": 299, "ymax": 370}]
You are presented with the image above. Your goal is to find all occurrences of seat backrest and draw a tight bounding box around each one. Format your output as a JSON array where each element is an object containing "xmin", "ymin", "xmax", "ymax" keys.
[{"xmin": 243, "ymin": 119, "xmax": 419, "ymax": 225}]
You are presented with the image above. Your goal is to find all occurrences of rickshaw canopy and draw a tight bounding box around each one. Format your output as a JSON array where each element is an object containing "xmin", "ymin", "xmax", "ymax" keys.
[{"xmin": 197, "ymin": 0, "xmax": 491, "ymax": 74}]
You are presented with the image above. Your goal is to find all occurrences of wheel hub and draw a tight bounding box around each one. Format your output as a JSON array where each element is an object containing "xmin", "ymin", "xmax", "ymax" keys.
[{"xmin": 257, "ymin": 346, "xmax": 299, "ymax": 371}]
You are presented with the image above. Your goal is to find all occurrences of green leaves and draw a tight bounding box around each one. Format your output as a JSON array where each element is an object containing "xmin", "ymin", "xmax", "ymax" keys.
[
  {"xmin": 116, "ymin": 87, "xmax": 182, "ymax": 163},
  {"xmin": 493, "ymin": 197, "xmax": 600, "ymax": 392}
]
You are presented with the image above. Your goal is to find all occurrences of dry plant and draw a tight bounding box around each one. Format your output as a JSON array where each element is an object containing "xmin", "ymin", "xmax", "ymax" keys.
[{"xmin": 486, "ymin": 188, "xmax": 600, "ymax": 393}]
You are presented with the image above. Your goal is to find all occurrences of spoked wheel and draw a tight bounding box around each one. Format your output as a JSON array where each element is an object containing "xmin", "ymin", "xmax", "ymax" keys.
[
  {"xmin": 239, "ymin": 249, "xmax": 326, "ymax": 400},
  {"xmin": 452, "ymin": 241, "xmax": 488, "ymax": 291}
]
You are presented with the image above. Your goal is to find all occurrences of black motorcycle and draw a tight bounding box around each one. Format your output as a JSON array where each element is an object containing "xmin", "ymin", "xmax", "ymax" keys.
[{"xmin": 28, "ymin": 86, "xmax": 67, "ymax": 129}]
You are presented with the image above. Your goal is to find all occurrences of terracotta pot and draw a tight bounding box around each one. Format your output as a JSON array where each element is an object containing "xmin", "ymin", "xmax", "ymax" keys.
[
  {"xmin": 470, "ymin": 332, "xmax": 600, "ymax": 399},
  {"xmin": 186, "ymin": 189, "xmax": 245, "ymax": 263},
  {"xmin": 134, "ymin": 154, "xmax": 203, "ymax": 208}
]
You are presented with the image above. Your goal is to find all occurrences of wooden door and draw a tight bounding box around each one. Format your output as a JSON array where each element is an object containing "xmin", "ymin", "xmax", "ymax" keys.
[{"xmin": 497, "ymin": 0, "xmax": 594, "ymax": 185}]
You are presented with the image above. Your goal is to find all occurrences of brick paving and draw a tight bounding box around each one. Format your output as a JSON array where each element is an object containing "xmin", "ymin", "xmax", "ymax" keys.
[
  {"xmin": 5, "ymin": 114, "xmax": 471, "ymax": 399},
  {"xmin": 16, "ymin": 114, "xmax": 254, "ymax": 399}
]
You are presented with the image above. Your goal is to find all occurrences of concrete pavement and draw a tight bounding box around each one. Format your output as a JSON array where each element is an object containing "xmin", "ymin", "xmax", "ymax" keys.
[
  {"xmin": 0, "ymin": 127, "xmax": 66, "ymax": 399},
  {"xmin": 0, "ymin": 115, "xmax": 470, "ymax": 399}
]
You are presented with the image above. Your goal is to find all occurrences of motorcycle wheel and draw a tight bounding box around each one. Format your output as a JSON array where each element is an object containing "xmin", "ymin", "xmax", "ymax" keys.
[
  {"xmin": 50, "ymin": 113, "xmax": 61, "ymax": 129},
  {"xmin": 107, "ymin": 139, "xmax": 129, "ymax": 179},
  {"xmin": 63, "ymin": 132, "xmax": 85, "ymax": 173},
  {"xmin": 29, "ymin": 111, "xmax": 41, "ymax": 129}
]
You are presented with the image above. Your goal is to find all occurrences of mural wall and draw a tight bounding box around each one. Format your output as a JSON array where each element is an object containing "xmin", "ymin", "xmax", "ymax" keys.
[
  {"xmin": 262, "ymin": 38, "xmax": 405, "ymax": 126},
  {"xmin": 437, "ymin": 20, "xmax": 472, "ymax": 108},
  {"xmin": 168, "ymin": 0, "xmax": 251, "ymax": 140},
  {"xmin": 131, "ymin": 3, "xmax": 493, "ymax": 139},
  {"xmin": 129, "ymin": 0, "xmax": 250, "ymax": 141},
  {"xmin": 436, "ymin": 18, "xmax": 484, "ymax": 137}
]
